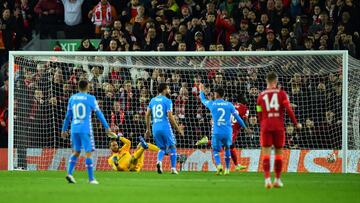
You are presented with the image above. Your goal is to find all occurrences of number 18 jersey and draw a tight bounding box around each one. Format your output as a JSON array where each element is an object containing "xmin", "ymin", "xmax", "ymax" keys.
[
  {"xmin": 256, "ymin": 88, "xmax": 290, "ymax": 132},
  {"xmin": 148, "ymin": 95, "xmax": 173, "ymax": 130}
]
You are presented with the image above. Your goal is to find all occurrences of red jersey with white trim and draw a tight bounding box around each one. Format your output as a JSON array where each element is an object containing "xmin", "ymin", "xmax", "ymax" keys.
[
  {"xmin": 256, "ymin": 88, "xmax": 298, "ymax": 132},
  {"xmin": 231, "ymin": 103, "xmax": 249, "ymax": 134}
]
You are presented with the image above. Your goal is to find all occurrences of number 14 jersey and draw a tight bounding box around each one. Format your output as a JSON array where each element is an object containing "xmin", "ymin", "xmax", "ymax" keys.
[{"xmin": 256, "ymin": 88, "xmax": 297, "ymax": 132}]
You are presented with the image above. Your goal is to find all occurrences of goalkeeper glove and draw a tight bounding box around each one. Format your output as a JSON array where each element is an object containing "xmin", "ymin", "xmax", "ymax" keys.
[
  {"xmin": 107, "ymin": 132, "xmax": 118, "ymax": 139},
  {"xmin": 107, "ymin": 132, "xmax": 124, "ymax": 139}
]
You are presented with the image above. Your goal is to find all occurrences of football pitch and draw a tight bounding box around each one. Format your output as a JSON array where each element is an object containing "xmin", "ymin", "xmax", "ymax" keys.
[{"xmin": 0, "ymin": 171, "xmax": 359, "ymax": 203}]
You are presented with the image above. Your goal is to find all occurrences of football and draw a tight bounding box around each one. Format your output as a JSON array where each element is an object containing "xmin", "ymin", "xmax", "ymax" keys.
[{"xmin": 327, "ymin": 153, "xmax": 337, "ymax": 163}]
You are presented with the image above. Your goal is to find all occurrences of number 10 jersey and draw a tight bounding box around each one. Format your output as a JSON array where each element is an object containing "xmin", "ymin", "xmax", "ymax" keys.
[{"xmin": 62, "ymin": 92, "xmax": 109, "ymax": 134}]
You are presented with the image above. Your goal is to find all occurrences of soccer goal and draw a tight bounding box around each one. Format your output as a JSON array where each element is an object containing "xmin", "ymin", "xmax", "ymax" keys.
[{"xmin": 7, "ymin": 51, "xmax": 360, "ymax": 173}]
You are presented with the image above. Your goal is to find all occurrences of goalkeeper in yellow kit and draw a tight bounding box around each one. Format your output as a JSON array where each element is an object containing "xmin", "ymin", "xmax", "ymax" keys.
[{"xmin": 108, "ymin": 133, "xmax": 159, "ymax": 172}]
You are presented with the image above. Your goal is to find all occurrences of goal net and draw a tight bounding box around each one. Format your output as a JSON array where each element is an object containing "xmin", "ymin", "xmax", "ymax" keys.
[{"xmin": 8, "ymin": 51, "xmax": 360, "ymax": 173}]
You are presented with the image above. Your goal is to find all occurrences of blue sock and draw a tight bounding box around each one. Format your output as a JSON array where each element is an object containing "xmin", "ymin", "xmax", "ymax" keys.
[
  {"xmin": 213, "ymin": 150, "xmax": 221, "ymax": 166},
  {"xmin": 85, "ymin": 158, "xmax": 95, "ymax": 181},
  {"xmin": 170, "ymin": 147, "xmax": 177, "ymax": 169},
  {"xmin": 225, "ymin": 149, "xmax": 231, "ymax": 169},
  {"xmin": 157, "ymin": 150, "xmax": 165, "ymax": 162},
  {"xmin": 67, "ymin": 155, "xmax": 78, "ymax": 175}
]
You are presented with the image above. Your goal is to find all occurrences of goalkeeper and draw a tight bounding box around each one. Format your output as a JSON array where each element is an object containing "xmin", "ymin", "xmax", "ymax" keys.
[{"xmin": 108, "ymin": 133, "xmax": 159, "ymax": 172}]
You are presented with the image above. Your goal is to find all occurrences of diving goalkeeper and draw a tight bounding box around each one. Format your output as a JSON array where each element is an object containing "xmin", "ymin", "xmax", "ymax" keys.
[{"xmin": 108, "ymin": 133, "xmax": 159, "ymax": 172}]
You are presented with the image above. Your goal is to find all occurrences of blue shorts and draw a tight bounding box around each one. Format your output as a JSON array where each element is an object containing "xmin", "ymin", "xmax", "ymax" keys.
[
  {"xmin": 153, "ymin": 128, "xmax": 176, "ymax": 149},
  {"xmin": 211, "ymin": 134, "xmax": 232, "ymax": 152},
  {"xmin": 71, "ymin": 133, "xmax": 95, "ymax": 153}
]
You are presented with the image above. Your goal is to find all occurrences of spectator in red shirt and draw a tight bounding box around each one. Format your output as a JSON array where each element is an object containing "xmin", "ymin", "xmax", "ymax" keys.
[
  {"xmin": 88, "ymin": 0, "xmax": 117, "ymax": 37},
  {"xmin": 34, "ymin": 0, "xmax": 63, "ymax": 39},
  {"xmin": 14, "ymin": 0, "xmax": 35, "ymax": 47},
  {"xmin": 215, "ymin": 10, "xmax": 236, "ymax": 47}
]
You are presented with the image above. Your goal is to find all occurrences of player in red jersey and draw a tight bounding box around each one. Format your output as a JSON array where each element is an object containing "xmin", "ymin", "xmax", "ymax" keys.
[
  {"xmin": 256, "ymin": 72, "xmax": 302, "ymax": 189},
  {"xmin": 195, "ymin": 94, "xmax": 249, "ymax": 171},
  {"xmin": 230, "ymin": 94, "xmax": 249, "ymax": 170}
]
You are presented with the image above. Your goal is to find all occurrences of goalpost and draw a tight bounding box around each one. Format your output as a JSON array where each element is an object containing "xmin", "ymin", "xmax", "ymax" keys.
[{"xmin": 7, "ymin": 50, "xmax": 360, "ymax": 173}]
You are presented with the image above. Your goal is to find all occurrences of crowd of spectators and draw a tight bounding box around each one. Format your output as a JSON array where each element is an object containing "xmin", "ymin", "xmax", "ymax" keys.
[
  {"xmin": 0, "ymin": 0, "xmax": 358, "ymax": 57},
  {"xmin": 66, "ymin": 0, "xmax": 359, "ymax": 58},
  {"xmin": 1, "ymin": 0, "xmax": 360, "ymax": 149}
]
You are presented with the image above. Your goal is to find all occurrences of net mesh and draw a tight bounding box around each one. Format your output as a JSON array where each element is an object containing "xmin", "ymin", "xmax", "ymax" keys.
[{"xmin": 10, "ymin": 52, "xmax": 360, "ymax": 172}]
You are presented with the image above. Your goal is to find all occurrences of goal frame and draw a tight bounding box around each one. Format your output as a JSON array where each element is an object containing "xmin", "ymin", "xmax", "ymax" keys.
[{"xmin": 7, "ymin": 50, "xmax": 349, "ymax": 172}]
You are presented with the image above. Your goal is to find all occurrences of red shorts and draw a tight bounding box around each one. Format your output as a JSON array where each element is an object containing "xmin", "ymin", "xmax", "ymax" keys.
[{"xmin": 260, "ymin": 130, "xmax": 285, "ymax": 148}]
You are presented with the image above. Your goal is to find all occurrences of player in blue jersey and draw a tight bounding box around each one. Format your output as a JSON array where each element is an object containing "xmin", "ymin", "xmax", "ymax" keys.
[
  {"xmin": 145, "ymin": 83, "xmax": 184, "ymax": 174},
  {"xmin": 198, "ymin": 83, "xmax": 250, "ymax": 175},
  {"xmin": 61, "ymin": 80, "xmax": 112, "ymax": 184}
]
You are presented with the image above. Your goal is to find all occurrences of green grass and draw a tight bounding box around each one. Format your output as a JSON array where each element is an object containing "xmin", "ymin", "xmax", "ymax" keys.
[{"xmin": 0, "ymin": 171, "xmax": 359, "ymax": 203}]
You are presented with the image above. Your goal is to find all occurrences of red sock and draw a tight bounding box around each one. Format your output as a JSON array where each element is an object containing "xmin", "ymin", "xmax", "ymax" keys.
[
  {"xmin": 275, "ymin": 155, "xmax": 283, "ymax": 179},
  {"xmin": 263, "ymin": 154, "xmax": 270, "ymax": 179},
  {"xmin": 230, "ymin": 148, "xmax": 238, "ymax": 165}
]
